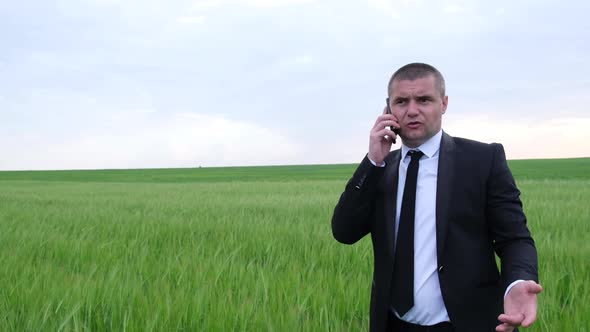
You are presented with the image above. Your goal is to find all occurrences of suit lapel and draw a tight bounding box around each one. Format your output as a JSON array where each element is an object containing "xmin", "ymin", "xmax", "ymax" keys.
[
  {"xmin": 436, "ymin": 132, "xmax": 455, "ymax": 259},
  {"xmin": 382, "ymin": 150, "xmax": 401, "ymax": 258}
]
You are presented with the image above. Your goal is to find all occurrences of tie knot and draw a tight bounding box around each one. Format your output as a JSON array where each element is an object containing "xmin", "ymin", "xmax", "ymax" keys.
[{"xmin": 408, "ymin": 150, "xmax": 424, "ymax": 162}]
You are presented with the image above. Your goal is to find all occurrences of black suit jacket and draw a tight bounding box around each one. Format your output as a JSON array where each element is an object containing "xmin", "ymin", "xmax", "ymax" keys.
[{"xmin": 331, "ymin": 132, "xmax": 538, "ymax": 332}]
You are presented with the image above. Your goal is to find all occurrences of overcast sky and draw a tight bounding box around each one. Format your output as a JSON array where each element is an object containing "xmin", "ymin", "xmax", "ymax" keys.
[{"xmin": 1, "ymin": 0, "xmax": 589, "ymax": 170}]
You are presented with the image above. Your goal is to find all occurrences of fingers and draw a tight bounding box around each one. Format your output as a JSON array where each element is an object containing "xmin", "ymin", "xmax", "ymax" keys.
[
  {"xmin": 497, "ymin": 311, "xmax": 537, "ymax": 329},
  {"xmin": 373, "ymin": 117, "xmax": 399, "ymax": 132},
  {"xmin": 378, "ymin": 120, "xmax": 398, "ymax": 129},
  {"xmin": 374, "ymin": 108, "xmax": 387, "ymax": 126},
  {"xmin": 371, "ymin": 113, "xmax": 399, "ymax": 138},
  {"xmin": 368, "ymin": 110, "xmax": 399, "ymax": 162},
  {"xmin": 498, "ymin": 313, "xmax": 524, "ymax": 326},
  {"xmin": 373, "ymin": 112, "xmax": 398, "ymax": 126},
  {"xmin": 497, "ymin": 311, "xmax": 537, "ymax": 330},
  {"xmin": 526, "ymin": 281, "xmax": 543, "ymax": 294},
  {"xmin": 498, "ymin": 281, "xmax": 541, "ymax": 330},
  {"xmin": 373, "ymin": 117, "xmax": 397, "ymax": 130},
  {"xmin": 372, "ymin": 127, "xmax": 397, "ymax": 141},
  {"xmin": 495, "ymin": 322, "xmax": 515, "ymax": 332}
]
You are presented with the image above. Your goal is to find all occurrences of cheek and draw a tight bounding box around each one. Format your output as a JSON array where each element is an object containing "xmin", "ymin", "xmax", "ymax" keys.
[{"xmin": 425, "ymin": 111, "xmax": 442, "ymax": 127}]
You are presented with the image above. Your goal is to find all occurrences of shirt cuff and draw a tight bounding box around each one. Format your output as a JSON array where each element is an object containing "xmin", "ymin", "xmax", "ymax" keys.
[
  {"xmin": 368, "ymin": 157, "xmax": 386, "ymax": 167},
  {"xmin": 504, "ymin": 279, "xmax": 525, "ymax": 298}
]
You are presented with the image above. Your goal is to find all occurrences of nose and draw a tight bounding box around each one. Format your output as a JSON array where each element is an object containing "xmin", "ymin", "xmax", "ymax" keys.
[{"xmin": 406, "ymin": 100, "xmax": 419, "ymax": 117}]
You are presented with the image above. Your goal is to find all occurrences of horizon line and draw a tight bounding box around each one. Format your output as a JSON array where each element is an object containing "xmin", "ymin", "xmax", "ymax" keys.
[{"xmin": 1, "ymin": 156, "xmax": 589, "ymax": 173}]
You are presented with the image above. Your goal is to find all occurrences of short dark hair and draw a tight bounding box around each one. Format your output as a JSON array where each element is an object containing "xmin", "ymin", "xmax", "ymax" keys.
[{"xmin": 387, "ymin": 63, "xmax": 446, "ymax": 97}]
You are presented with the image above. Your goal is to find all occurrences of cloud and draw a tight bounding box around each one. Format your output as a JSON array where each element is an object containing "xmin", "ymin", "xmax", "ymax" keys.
[
  {"xmin": 445, "ymin": 115, "xmax": 590, "ymax": 159},
  {"xmin": 271, "ymin": 54, "xmax": 315, "ymax": 72},
  {"xmin": 294, "ymin": 55, "xmax": 313, "ymax": 65},
  {"xmin": 2, "ymin": 0, "xmax": 589, "ymax": 170},
  {"xmin": 238, "ymin": 0, "xmax": 314, "ymax": 8},
  {"xmin": 443, "ymin": 3, "xmax": 465, "ymax": 14},
  {"xmin": 176, "ymin": 15, "xmax": 206, "ymax": 25},
  {"xmin": 0, "ymin": 113, "xmax": 304, "ymax": 170},
  {"xmin": 366, "ymin": 0, "xmax": 402, "ymax": 19},
  {"xmin": 191, "ymin": 0, "xmax": 315, "ymax": 9}
]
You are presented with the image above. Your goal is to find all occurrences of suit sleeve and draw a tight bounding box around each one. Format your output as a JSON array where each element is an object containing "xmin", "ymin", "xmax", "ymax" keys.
[
  {"xmin": 331, "ymin": 155, "xmax": 385, "ymax": 245},
  {"xmin": 486, "ymin": 144, "xmax": 539, "ymax": 289}
]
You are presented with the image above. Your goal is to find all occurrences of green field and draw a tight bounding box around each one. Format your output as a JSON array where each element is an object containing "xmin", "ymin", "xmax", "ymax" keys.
[{"xmin": 1, "ymin": 158, "xmax": 589, "ymax": 331}]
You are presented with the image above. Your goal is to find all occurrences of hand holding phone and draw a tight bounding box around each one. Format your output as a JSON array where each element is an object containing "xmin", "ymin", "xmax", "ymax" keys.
[
  {"xmin": 386, "ymin": 98, "xmax": 401, "ymax": 143},
  {"xmin": 368, "ymin": 101, "xmax": 399, "ymax": 164}
]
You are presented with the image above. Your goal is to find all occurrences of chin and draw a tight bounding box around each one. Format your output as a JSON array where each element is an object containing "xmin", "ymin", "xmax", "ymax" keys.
[{"xmin": 402, "ymin": 136, "xmax": 427, "ymax": 147}]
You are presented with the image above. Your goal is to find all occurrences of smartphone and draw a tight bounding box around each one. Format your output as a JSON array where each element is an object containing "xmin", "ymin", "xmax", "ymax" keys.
[{"xmin": 386, "ymin": 98, "xmax": 401, "ymax": 140}]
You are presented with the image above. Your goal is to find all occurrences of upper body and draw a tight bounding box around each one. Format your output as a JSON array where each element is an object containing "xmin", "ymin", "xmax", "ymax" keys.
[{"xmin": 331, "ymin": 63, "xmax": 541, "ymax": 332}]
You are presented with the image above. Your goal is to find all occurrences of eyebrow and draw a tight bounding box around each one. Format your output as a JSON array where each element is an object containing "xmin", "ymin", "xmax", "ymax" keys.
[
  {"xmin": 416, "ymin": 95, "xmax": 434, "ymax": 100},
  {"xmin": 393, "ymin": 94, "xmax": 435, "ymax": 101}
]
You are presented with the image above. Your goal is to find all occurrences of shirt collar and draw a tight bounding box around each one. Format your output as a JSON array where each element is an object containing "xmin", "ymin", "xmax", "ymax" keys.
[{"xmin": 401, "ymin": 129, "xmax": 443, "ymax": 160}]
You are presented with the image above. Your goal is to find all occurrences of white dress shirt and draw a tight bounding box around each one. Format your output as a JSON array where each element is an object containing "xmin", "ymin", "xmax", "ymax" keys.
[{"xmin": 393, "ymin": 130, "xmax": 448, "ymax": 324}]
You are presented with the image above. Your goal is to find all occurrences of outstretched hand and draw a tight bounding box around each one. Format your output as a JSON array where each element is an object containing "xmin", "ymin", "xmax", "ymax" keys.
[{"xmin": 496, "ymin": 280, "xmax": 542, "ymax": 332}]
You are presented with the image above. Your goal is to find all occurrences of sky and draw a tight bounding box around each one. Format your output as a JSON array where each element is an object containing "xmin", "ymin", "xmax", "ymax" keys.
[{"xmin": 1, "ymin": 0, "xmax": 589, "ymax": 170}]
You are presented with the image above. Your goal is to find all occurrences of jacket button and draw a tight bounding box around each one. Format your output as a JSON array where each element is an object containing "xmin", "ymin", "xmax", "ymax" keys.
[{"xmin": 438, "ymin": 265, "xmax": 444, "ymax": 273}]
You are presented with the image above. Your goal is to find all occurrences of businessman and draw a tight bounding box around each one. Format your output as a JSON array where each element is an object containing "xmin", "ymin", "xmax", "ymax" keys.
[{"xmin": 331, "ymin": 63, "xmax": 541, "ymax": 332}]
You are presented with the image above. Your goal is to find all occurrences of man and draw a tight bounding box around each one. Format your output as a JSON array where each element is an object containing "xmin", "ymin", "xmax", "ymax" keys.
[{"xmin": 331, "ymin": 63, "xmax": 541, "ymax": 332}]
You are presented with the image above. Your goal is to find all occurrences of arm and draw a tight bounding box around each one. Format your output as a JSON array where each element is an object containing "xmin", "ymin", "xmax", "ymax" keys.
[
  {"xmin": 486, "ymin": 143, "xmax": 538, "ymax": 286},
  {"xmin": 332, "ymin": 107, "xmax": 399, "ymax": 245},
  {"xmin": 331, "ymin": 156, "xmax": 384, "ymax": 244},
  {"xmin": 486, "ymin": 144, "xmax": 541, "ymax": 331}
]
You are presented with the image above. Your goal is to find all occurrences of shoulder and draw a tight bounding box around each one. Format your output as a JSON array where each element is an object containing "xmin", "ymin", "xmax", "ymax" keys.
[
  {"xmin": 445, "ymin": 134, "xmax": 508, "ymax": 168},
  {"xmin": 447, "ymin": 134, "xmax": 504, "ymax": 154}
]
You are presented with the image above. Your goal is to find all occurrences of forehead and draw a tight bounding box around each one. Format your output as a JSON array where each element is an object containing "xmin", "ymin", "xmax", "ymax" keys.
[{"xmin": 390, "ymin": 76, "xmax": 437, "ymax": 97}]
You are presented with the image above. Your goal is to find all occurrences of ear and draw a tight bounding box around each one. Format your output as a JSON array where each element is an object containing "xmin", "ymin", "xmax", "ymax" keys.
[{"xmin": 442, "ymin": 96, "xmax": 448, "ymax": 114}]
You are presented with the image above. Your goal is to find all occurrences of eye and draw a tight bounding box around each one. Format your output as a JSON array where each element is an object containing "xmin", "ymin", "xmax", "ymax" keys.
[
  {"xmin": 395, "ymin": 100, "xmax": 406, "ymax": 105},
  {"xmin": 418, "ymin": 97, "xmax": 430, "ymax": 104}
]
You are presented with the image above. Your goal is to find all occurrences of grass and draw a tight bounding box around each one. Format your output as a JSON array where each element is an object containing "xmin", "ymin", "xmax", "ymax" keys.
[{"xmin": 0, "ymin": 158, "xmax": 589, "ymax": 331}]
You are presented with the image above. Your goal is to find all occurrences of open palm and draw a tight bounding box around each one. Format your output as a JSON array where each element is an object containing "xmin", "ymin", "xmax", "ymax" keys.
[{"xmin": 496, "ymin": 281, "xmax": 542, "ymax": 332}]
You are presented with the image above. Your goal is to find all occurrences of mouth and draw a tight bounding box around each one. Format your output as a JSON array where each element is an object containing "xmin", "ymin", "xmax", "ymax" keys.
[{"xmin": 406, "ymin": 121, "xmax": 422, "ymax": 129}]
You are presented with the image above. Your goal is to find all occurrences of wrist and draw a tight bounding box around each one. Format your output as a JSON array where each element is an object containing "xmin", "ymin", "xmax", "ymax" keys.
[
  {"xmin": 504, "ymin": 280, "xmax": 526, "ymax": 298},
  {"xmin": 368, "ymin": 155, "xmax": 385, "ymax": 167}
]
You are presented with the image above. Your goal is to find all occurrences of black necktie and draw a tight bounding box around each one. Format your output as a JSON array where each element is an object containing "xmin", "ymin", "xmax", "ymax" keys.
[{"xmin": 391, "ymin": 150, "xmax": 423, "ymax": 317}]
